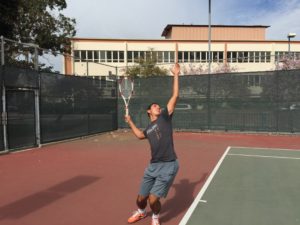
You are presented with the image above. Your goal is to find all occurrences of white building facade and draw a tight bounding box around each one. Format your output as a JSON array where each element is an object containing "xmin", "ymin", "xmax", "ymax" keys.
[{"xmin": 64, "ymin": 25, "xmax": 300, "ymax": 76}]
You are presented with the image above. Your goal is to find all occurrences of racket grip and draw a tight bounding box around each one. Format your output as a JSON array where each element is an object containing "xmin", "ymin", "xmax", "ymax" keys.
[{"xmin": 125, "ymin": 107, "xmax": 129, "ymax": 116}]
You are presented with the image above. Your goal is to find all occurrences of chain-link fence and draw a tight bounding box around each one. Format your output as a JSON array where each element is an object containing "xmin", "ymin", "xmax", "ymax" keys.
[
  {"xmin": 0, "ymin": 65, "xmax": 117, "ymax": 152},
  {"xmin": 119, "ymin": 70, "xmax": 300, "ymax": 133}
]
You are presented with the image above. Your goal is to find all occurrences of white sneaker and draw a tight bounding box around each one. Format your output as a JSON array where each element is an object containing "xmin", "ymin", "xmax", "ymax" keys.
[{"xmin": 151, "ymin": 217, "xmax": 160, "ymax": 225}]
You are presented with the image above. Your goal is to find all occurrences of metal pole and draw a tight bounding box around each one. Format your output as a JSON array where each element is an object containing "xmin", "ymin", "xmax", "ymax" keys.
[
  {"xmin": 288, "ymin": 37, "xmax": 291, "ymax": 57},
  {"xmin": 208, "ymin": 0, "xmax": 212, "ymax": 74},
  {"xmin": 1, "ymin": 36, "xmax": 4, "ymax": 66},
  {"xmin": 207, "ymin": 0, "xmax": 212, "ymax": 130},
  {"xmin": 34, "ymin": 90, "xmax": 41, "ymax": 147},
  {"xmin": 34, "ymin": 45, "xmax": 39, "ymax": 71},
  {"xmin": 2, "ymin": 85, "xmax": 8, "ymax": 150}
]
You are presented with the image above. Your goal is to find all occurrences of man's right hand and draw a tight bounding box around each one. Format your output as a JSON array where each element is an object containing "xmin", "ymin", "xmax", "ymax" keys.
[{"xmin": 125, "ymin": 115, "xmax": 131, "ymax": 123}]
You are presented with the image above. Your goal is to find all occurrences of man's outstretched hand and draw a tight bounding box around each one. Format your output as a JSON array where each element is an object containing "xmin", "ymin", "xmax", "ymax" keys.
[{"xmin": 171, "ymin": 63, "xmax": 180, "ymax": 76}]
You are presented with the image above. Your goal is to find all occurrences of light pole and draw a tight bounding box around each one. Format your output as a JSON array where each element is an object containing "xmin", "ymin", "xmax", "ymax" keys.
[
  {"xmin": 207, "ymin": 0, "xmax": 212, "ymax": 129},
  {"xmin": 208, "ymin": 0, "xmax": 212, "ymax": 74},
  {"xmin": 287, "ymin": 33, "xmax": 296, "ymax": 57}
]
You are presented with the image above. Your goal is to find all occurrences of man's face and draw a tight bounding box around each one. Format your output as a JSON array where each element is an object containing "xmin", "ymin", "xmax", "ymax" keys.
[{"xmin": 148, "ymin": 104, "xmax": 161, "ymax": 117}]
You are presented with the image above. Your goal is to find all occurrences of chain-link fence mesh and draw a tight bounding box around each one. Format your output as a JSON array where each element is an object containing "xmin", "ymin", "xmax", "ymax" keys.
[
  {"xmin": 119, "ymin": 70, "xmax": 300, "ymax": 133},
  {"xmin": 0, "ymin": 65, "xmax": 117, "ymax": 151}
]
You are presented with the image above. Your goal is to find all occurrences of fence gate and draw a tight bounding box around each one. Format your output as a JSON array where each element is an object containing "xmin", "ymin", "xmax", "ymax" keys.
[{"xmin": 3, "ymin": 88, "xmax": 40, "ymax": 151}]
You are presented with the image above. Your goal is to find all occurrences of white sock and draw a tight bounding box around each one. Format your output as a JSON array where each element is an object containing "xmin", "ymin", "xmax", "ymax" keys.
[
  {"xmin": 152, "ymin": 213, "xmax": 159, "ymax": 219},
  {"xmin": 138, "ymin": 208, "xmax": 146, "ymax": 214}
]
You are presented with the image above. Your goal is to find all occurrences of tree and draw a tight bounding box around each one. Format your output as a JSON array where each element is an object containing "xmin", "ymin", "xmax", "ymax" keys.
[
  {"xmin": 0, "ymin": 0, "xmax": 19, "ymax": 38},
  {"xmin": 261, "ymin": 70, "xmax": 300, "ymax": 103},
  {"xmin": 276, "ymin": 55, "xmax": 300, "ymax": 70},
  {"xmin": 124, "ymin": 50, "xmax": 168, "ymax": 78},
  {"xmin": 213, "ymin": 62, "xmax": 237, "ymax": 74},
  {"xmin": 182, "ymin": 62, "xmax": 237, "ymax": 75},
  {"xmin": 0, "ymin": 0, "xmax": 76, "ymax": 71}
]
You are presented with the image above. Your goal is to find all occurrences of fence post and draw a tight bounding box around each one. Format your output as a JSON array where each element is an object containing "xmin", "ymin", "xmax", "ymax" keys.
[
  {"xmin": 34, "ymin": 45, "xmax": 39, "ymax": 71},
  {"xmin": 1, "ymin": 36, "xmax": 4, "ymax": 66}
]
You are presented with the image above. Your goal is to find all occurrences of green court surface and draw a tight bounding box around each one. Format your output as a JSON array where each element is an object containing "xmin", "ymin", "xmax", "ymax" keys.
[{"xmin": 180, "ymin": 147, "xmax": 300, "ymax": 225}]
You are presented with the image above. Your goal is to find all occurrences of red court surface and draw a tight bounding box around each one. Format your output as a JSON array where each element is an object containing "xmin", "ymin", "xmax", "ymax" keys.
[{"xmin": 0, "ymin": 131, "xmax": 299, "ymax": 225}]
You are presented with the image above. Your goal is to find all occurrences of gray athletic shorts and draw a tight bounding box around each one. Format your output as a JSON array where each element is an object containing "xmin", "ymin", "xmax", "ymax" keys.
[{"xmin": 139, "ymin": 160, "xmax": 179, "ymax": 198}]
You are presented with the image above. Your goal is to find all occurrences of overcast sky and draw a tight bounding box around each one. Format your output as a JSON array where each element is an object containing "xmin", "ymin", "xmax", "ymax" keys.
[{"xmin": 63, "ymin": 0, "xmax": 300, "ymax": 40}]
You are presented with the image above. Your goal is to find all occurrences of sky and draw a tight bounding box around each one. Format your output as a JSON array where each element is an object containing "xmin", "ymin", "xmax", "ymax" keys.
[
  {"xmin": 63, "ymin": 0, "xmax": 300, "ymax": 40},
  {"xmin": 49, "ymin": 0, "xmax": 300, "ymax": 72}
]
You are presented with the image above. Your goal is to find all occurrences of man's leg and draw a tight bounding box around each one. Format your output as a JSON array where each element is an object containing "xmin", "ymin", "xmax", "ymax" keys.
[
  {"xmin": 149, "ymin": 194, "xmax": 161, "ymax": 225},
  {"xmin": 148, "ymin": 194, "xmax": 161, "ymax": 215},
  {"xmin": 137, "ymin": 194, "xmax": 149, "ymax": 210},
  {"xmin": 128, "ymin": 195, "xmax": 149, "ymax": 223}
]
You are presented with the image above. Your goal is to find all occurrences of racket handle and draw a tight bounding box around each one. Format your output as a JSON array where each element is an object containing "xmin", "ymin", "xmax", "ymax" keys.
[{"xmin": 125, "ymin": 107, "xmax": 129, "ymax": 116}]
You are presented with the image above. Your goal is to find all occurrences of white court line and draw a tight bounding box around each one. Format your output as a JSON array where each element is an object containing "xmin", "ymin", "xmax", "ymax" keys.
[
  {"xmin": 228, "ymin": 153, "xmax": 300, "ymax": 160},
  {"xmin": 178, "ymin": 146, "xmax": 231, "ymax": 225},
  {"xmin": 231, "ymin": 146, "xmax": 300, "ymax": 152}
]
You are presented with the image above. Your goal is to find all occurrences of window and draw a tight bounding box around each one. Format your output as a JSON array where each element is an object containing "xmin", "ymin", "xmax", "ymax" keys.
[
  {"xmin": 127, "ymin": 51, "xmax": 133, "ymax": 63},
  {"xmin": 74, "ymin": 50, "xmax": 80, "ymax": 62},
  {"xmin": 170, "ymin": 51, "xmax": 175, "ymax": 62},
  {"xmin": 243, "ymin": 52, "xmax": 249, "ymax": 63},
  {"xmin": 178, "ymin": 51, "xmax": 183, "ymax": 62},
  {"xmin": 201, "ymin": 52, "xmax": 207, "ymax": 62},
  {"xmin": 134, "ymin": 51, "xmax": 139, "ymax": 62},
  {"xmin": 107, "ymin": 51, "xmax": 112, "ymax": 62},
  {"xmin": 212, "ymin": 52, "xmax": 217, "ymax": 62},
  {"xmin": 119, "ymin": 51, "xmax": 124, "ymax": 62},
  {"xmin": 254, "ymin": 52, "xmax": 260, "ymax": 63},
  {"xmin": 189, "ymin": 52, "xmax": 195, "ymax": 62},
  {"xmin": 140, "ymin": 51, "xmax": 145, "ymax": 60},
  {"xmin": 232, "ymin": 52, "xmax": 237, "ymax": 63},
  {"xmin": 218, "ymin": 52, "xmax": 224, "ymax": 62},
  {"xmin": 183, "ymin": 51, "xmax": 189, "ymax": 62},
  {"xmin": 87, "ymin": 51, "xmax": 93, "ymax": 62},
  {"xmin": 164, "ymin": 51, "xmax": 169, "ymax": 63},
  {"xmin": 94, "ymin": 51, "xmax": 99, "ymax": 62},
  {"xmin": 238, "ymin": 52, "xmax": 243, "ymax": 63},
  {"xmin": 266, "ymin": 52, "xmax": 271, "ymax": 63},
  {"xmin": 260, "ymin": 52, "xmax": 266, "ymax": 63},
  {"xmin": 195, "ymin": 52, "xmax": 200, "ymax": 62},
  {"xmin": 100, "ymin": 51, "xmax": 105, "ymax": 62},
  {"xmin": 249, "ymin": 52, "xmax": 254, "ymax": 63},
  {"xmin": 113, "ymin": 51, "xmax": 118, "ymax": 62},
  {"xmin": 81, "ymin": 50, "xmax": 87, "ymax": 62},
  {"xmin": 156, "ymin": 51, "xmax": 163, "ymax": 63}
]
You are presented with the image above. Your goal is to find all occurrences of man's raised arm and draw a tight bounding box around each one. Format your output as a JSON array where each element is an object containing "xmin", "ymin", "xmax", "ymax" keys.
[{"xmin": 167, "ymin": 63, "xmax": 180, "ymax": 115}]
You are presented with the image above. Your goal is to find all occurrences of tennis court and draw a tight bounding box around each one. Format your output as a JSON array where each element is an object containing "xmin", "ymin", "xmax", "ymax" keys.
[
  {"xmin": 1, "ymin": 131, "xmax": 300, "ymax": 225},
  {"xmin": 180, "ymin": 146, "xmax": 300, "ymax": 225}
]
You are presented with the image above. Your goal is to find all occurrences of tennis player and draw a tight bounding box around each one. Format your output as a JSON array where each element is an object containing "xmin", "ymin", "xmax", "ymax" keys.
[{"xmin": 125, "ymin": 63, "xmax": 180, "ymax": 225}]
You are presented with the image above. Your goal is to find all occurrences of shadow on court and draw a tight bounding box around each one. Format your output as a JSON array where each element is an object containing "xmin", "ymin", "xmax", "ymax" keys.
[
  {"xmin": 160, "ymin": 173, "xmax": 208, "ymax": 223},
  {"xmin": 0, "ymin": 175, "xmax": 100, "ymax": 220}
]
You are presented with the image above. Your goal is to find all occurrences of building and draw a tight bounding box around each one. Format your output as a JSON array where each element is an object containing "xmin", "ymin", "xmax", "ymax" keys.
[{"xmin": 64, "ymin": 24, "xmax": 300, "ymax": 76}]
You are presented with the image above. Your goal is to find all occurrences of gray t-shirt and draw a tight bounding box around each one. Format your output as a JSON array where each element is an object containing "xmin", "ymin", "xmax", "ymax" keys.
[{"xmin": 143, "ymin": 108, "xmax": 177, "ymax": 163}]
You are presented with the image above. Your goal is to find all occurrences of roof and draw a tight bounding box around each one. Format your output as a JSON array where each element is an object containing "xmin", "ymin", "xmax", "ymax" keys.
[{"xmin": 161, "ymin": 24, "xmax": 270, "ymax": 37}]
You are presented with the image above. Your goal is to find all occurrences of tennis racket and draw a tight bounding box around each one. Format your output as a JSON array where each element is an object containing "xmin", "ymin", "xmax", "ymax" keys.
[{"xmin": 118, "ymin": 76, "xmax": 134, "ymax": 116}]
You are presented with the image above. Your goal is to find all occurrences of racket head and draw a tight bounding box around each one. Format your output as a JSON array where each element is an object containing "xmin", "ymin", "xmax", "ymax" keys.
[{"xmin": 118, "ymin": 76, "xmax": 134, "ymax": 99}]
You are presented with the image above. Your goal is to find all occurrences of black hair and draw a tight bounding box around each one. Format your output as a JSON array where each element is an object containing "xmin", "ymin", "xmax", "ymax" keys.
[{"xmin": 146, "ymin": 102, "xmax": 158, "ymax": 117}]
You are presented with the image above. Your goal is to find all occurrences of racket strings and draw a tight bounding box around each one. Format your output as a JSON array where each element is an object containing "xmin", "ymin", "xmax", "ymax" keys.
[{"xmin": 120, "ymin": 79, "xmax": 133, "ymax": 99}]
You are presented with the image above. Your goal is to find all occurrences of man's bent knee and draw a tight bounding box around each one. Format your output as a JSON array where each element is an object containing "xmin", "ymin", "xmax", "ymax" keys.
[{"xmin": 148, "ymin": 194, "xmax": 160, "ymax": 205}]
